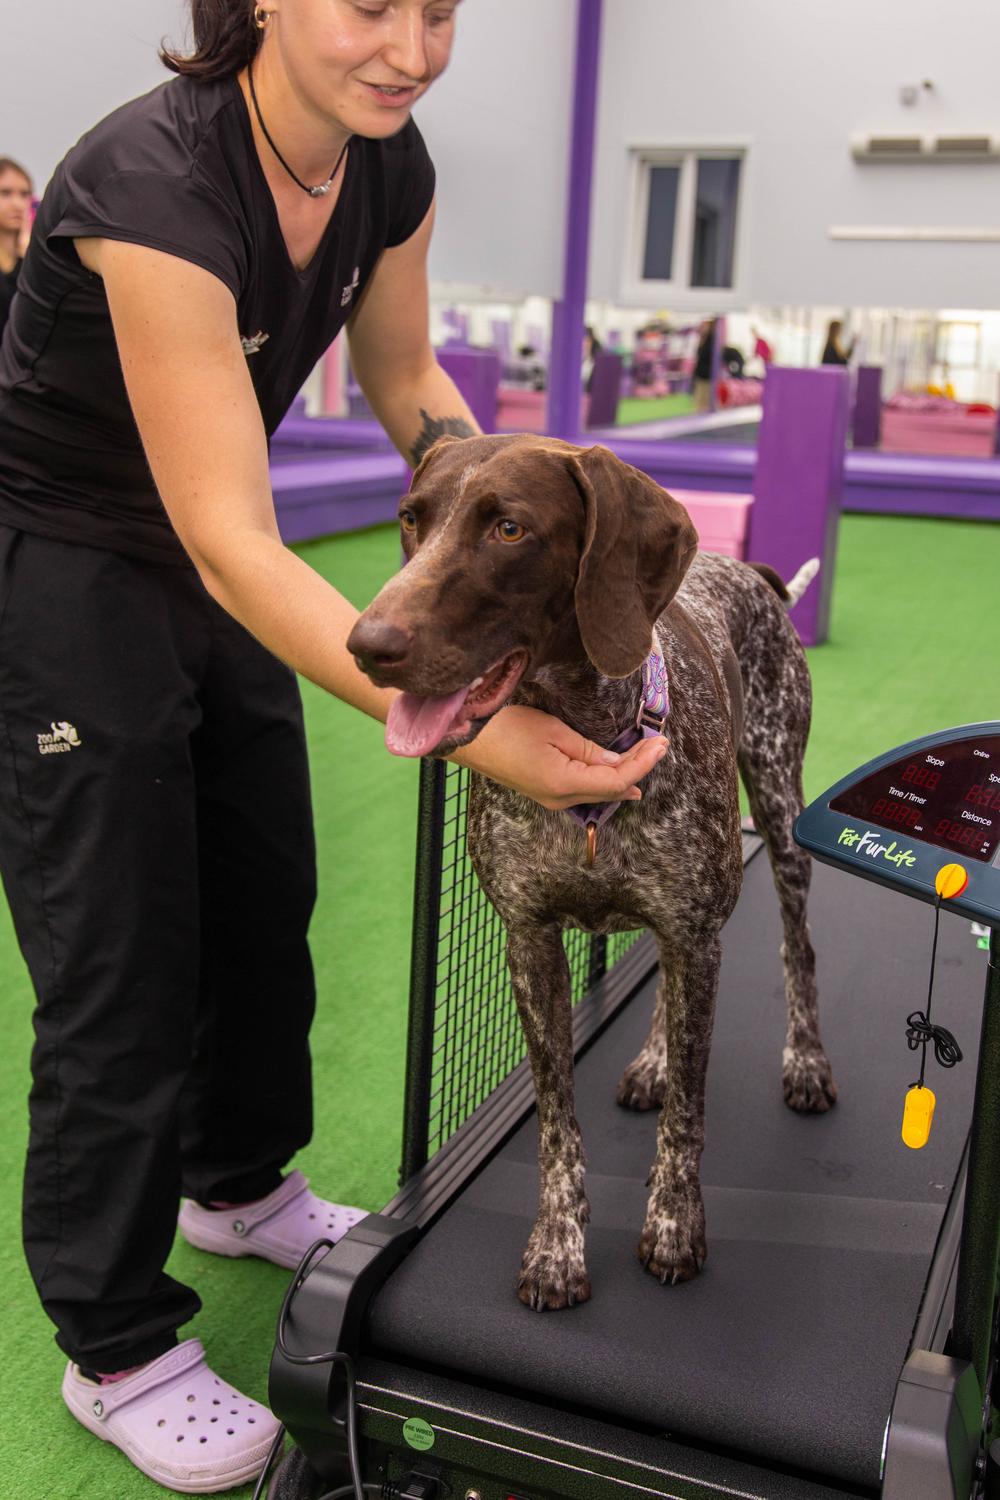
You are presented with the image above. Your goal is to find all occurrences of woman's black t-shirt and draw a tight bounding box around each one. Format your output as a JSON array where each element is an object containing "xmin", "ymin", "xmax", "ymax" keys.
[
  {"xmin": 0, "ymin": 75, "xmax": 435, "ymax": 564},
  {"xmin": 0, "ymin": 260, "xmax": 22, "ymax": 344}
]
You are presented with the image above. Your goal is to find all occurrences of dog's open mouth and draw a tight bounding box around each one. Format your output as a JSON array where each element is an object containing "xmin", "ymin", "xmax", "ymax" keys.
[{"xmin": 385, "ymin": 649, "xmax": 529, "ymax": 757}]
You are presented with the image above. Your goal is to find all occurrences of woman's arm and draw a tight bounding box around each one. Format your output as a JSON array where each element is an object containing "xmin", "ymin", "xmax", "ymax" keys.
[
  {"xmin": 76, "ymin": 236, "xmax": 401, "ymax": 719},
  {"xmin": 347, "ymin": 199, "xmax": 478, "ymax": 465},
  {"xmin": 75, "ymin": 237, "xmax": 665, "ymax": 810}
]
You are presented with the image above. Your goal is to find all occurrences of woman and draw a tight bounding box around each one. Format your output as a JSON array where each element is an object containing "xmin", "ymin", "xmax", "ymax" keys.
[
  {"xmin": 0, "ymin": 156, "xmax": 33, "ymax": 340},
  {"xmin": 821, "ymin": 317, "xmax": 855, "ymax": 366},
  {"xmin": 691, "ymin": 316, "xmax": 717, "ymax": 411},
  {"xmin": 0, "ymin": 1, "xmax": 665, "ymax": 1492}
]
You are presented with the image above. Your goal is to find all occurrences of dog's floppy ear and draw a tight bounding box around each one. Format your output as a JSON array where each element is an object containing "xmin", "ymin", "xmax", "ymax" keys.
[{"xmin": 570, "ymin": 445, "xmax": 699, "ymax": 678}]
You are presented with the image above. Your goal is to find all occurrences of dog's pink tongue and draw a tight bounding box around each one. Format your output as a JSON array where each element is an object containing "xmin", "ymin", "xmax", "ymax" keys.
[{"xmin": 385, "ymin": 686, "xmax": 470, "ymax": 757}]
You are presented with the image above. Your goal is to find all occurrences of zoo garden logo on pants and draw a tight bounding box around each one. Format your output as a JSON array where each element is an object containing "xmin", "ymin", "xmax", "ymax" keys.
[{"xmin": 37, "ymin": 722, "xmax": 82, "ymax": 755}]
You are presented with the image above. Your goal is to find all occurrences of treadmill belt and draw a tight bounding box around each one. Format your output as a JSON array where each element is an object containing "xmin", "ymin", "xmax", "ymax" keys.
[{"xmin": 368, "ymin": 855, "xmax": 986, "ymax": 1489}]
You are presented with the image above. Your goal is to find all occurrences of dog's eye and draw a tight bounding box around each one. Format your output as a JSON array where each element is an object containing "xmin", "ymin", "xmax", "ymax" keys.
[
  {"xmin": 495, "ymin": 520, "xmax": 527, "ymax": 543},
  {"xmin": 399, "ymin": 508, "xmax": 417, "ymax": 532}
]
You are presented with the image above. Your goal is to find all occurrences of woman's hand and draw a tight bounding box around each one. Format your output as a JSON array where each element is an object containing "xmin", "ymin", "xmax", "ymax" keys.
[{"xmin": 450, "ymin": 703, "xmax": 668, "ymax": 810}]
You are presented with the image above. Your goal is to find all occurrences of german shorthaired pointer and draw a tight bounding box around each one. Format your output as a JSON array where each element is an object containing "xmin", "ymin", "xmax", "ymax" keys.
[{"xmin": 347, "ymin": 433, "xmax": 836, "ymax": 1310}]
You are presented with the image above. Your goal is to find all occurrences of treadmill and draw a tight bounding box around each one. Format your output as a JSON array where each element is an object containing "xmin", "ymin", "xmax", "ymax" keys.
[{"xmin": 267, "ymin": 727, "xmax": 1000, "ymax": 1500}]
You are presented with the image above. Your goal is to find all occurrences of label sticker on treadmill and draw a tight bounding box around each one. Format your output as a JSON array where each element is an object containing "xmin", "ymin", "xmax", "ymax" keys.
[
  {"xmin": 830, "ymin": 735, "xmax": 1000, "ymax": 864},
  {"xmin": 402, "ymin": 1417, "xmax": 436, "ymax": 1451}
]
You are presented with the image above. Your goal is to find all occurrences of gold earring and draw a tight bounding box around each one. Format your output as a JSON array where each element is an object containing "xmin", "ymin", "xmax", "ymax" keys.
[{"xmin": 253, "ymin": 4, "xmax": 270, "ymax": 28}]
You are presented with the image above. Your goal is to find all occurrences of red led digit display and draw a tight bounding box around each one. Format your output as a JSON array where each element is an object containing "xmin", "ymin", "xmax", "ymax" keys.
[
  {"xmin": 830, "ymin": 736, "xmax": 1000, "ymax": 864},
  {"xmin": 965, "ymin": 783, "xmax": 1000, "ymax": 813},
  {"xmin": 902, "ymin": 763, "xmax": 941, "ymax": 790},
  {"xmin": 871, "ymin": 797, "xmax": 922, "ymax": 830},
  {"xmin": 934, "ymin": 819, "xmax": 987, "ymax": 851}
]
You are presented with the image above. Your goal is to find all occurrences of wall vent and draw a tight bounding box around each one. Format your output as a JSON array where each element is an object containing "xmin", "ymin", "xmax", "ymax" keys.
[
  {"xmin": 932, "ymin": 135, "xmax": 994, "ymax": 156},
  {"xmin": 852, "ymin": 133, "xmax": 1000, "ymax": 162}
]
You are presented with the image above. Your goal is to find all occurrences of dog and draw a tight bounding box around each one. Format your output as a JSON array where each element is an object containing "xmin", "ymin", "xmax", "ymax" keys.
[{"xmin": 346, "ymin": 433, "xmax": 836, "ymax": 1310}]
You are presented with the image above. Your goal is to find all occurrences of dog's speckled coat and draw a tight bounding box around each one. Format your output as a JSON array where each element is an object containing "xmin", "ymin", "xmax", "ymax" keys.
[{"xmin": 348, "ymin": 434, "xmax": 836, "ymax": 1310}]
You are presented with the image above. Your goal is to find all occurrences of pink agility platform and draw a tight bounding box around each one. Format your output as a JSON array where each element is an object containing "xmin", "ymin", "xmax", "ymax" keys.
[
  {"xmin": 671, "ymin": 489, "xmax": 753, "ymax": 561},
  {"xmin": 495, "ymin": 388, "xmax": 590, "ymax": 433},
  {"xmin": 880, "ymin": 396, "xmax": 997, "ymax": 457}
]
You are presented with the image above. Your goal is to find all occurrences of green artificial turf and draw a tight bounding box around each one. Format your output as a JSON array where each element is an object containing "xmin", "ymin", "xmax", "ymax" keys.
[
  {"xmin": 0, "ymin": 511, "xmax": 997, "ymax": 1497},
  {"xmin": 615, "ymin": 392, "xmax": 695, "ymax": 425}
]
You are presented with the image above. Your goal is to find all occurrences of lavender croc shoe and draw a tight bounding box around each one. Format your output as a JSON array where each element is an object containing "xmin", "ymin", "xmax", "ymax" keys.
[
  {"xmin": 178, "ymin": 1171, "xmax": 367, "ymax": 1270},
  {"xmin": 61, "ymin": 1338, "xmax": 279, "ymax": 1494}
]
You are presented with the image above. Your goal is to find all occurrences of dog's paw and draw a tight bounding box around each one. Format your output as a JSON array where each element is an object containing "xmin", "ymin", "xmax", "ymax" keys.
[
  {"xmin": 783, "ymin": 1045, "xmax": 838, "ymax": 1113},
  {"xmin": 638, "ymin": 1195, "xmax": 706, "ymax": 1285},
  {"xmin": 517, "ymin": 1220, "xmax": 591, "ymax": 1311},
  {"xmin": 615, "ymin": 1052, "xmax": 667, "ymax": 1111}
]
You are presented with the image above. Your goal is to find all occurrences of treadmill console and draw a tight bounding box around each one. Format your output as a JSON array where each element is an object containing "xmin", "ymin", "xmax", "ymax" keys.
[{"xmin": 794, "ymin": 724, "xmax": 1000, "ymax": 929}]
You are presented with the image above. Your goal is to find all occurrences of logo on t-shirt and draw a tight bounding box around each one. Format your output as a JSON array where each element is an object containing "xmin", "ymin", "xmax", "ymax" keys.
[
  {"xmin": 341, "ymin": 267, "xmax": 361, "ymax": 308},
  {"xmin": 241, "ymin": 330, "xmax": 270, "ymax": 357},
  {"xmin": 37, "ymin": 721, "xmax": 82, "ymax": 755}
]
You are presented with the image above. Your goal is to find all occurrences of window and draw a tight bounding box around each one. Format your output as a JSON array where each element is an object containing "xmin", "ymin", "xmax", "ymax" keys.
[
  {"xmin": 690, "ymin": 157, "xmax": 741, "ymax": 288},
  {"xmin": 630, "ymin": 149, "xmax": 744, "ymax": 297},
  {"xmin": 642, "ymin": 166, "xmax": 680, "ymax": 281}
]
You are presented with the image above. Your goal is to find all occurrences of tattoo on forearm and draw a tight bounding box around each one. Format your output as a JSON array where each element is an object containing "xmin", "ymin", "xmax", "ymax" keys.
[{"xmin": 409, "ymin": 408, "xmax": 476, "ymax": 466}]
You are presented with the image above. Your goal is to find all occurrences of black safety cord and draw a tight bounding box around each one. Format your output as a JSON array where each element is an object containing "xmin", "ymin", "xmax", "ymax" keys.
[{"xmin": 905, "ymin": 897, "xmax": 963, "ymax": 1084}]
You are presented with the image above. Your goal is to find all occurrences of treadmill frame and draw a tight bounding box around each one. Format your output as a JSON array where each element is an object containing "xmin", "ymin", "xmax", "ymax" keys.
[{"xmin": 269, "ymin": 772, "xmax": 1000, "ymax": 1500}]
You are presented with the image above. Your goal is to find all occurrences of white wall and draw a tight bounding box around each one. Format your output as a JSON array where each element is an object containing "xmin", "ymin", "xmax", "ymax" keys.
[
  {"xmin": 7, "ymin": 0, "xmax": 997, "ymax": 314},
  {"xmin": 415, "ymin": 0, "xmax": 576, "ymax": 299},
  {"xmin": 2, "ymin": 0, "xmax": 188, "ymax": 191},
  {"xmin": 592, "ymin": 0, "xmax": 1000, "ymax": 311},
  {"xmin": 0, "ymin": 0, "xmax": 575, "ymax": 301}
]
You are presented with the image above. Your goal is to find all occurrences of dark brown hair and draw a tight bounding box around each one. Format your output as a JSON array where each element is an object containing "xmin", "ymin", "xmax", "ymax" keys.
[
  {"xmin": 0, "ymin": 157, "xmax": 32, "ymax": 188},
  {"xmin": 161, "ymin": 0, "xmax": 262, "ymax": 82}
]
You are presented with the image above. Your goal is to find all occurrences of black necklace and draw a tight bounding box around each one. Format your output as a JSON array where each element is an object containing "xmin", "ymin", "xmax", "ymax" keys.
[{"xmin": 247, "ymin": 64, "xmax": 350, "ymax": 198}]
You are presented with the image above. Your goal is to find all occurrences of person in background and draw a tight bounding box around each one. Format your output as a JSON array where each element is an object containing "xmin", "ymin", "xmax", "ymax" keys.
[
  {"xmin": 821, "ymin": 317, "xmax": 855, "ymax": 366},
  {"xmin": 751, "ymin": 323, "xmax": 773, "ymax": 367},
  {"xmin": 0, "ymin": 1, "xmax": 665, "ymax": 1492},
  {"xmin": 692, "ymin": 316, "xmax": 717, "ymax": 411},
  {"xmin": 0, "ymin": 157, "xmax": 33, "ymax": 340},
  {"xmin": 582, "ymin": 323, "xmax": 602, "ymax": 392}
]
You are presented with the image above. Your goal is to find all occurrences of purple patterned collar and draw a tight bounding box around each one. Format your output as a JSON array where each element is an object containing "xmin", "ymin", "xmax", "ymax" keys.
[{"xmin": 564, "ymin": 650, "xmax": 669, "ymax": 833}]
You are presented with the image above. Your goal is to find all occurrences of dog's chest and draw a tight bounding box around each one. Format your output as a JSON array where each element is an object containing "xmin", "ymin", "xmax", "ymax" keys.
[{"xmin": 467, "ymin": 782, "xmax": 740, "ymax": 936}]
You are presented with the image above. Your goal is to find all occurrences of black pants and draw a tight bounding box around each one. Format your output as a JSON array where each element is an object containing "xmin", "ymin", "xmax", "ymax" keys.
[{"xmin": 0, "ymin": 528, "xmax": 317, "ymax": 1371}]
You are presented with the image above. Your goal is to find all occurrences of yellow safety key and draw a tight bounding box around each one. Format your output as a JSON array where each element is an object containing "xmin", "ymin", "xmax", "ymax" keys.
[
  {"xmin": 934, "ymin": 863, "xmax": 968, "ymax": 900},
  {"xmin": 902, "ymin": 1084, "xmax": 936, "ymax": 1149}
]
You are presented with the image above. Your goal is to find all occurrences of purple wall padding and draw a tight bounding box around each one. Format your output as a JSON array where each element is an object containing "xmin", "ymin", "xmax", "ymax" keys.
[
  {"xmin": 271, "ymin": 453, "xmax": 408, "ymax": 543},
  {"xmin": 585, "ymin": 351, "xmax": 623, "ymax": 428},
  {"xmin": 604, "ymin": 438, "xmax": 756, "ymax": 493},
  {"xmin": 746, "ymin": 366, "xmax": 850, "ymax": 647},
  {"xmin": 852, "ymin": 366, "xmax": 883, "ymax": 449},
  {"xmin": 435, "ymin": 346, "xmax": 501, "ymax": 434},
  {"xmin": 844, "ymin": 450, "xmax": 1000, "ymax": 519},
  {"xmin": 271, "ymin": 414, "xmax": 392, "ymax": 451}
]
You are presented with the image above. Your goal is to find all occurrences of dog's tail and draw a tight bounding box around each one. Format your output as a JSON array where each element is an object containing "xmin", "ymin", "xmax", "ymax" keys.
[{"xmin": 749, "ymin": 557, "xmax": 820, "ymax": 610}]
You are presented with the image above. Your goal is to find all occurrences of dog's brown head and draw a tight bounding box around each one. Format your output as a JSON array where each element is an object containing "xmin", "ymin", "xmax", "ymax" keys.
[{"xmin": 346, "ymin": 433, "xmax": 698, "ymax": 756}]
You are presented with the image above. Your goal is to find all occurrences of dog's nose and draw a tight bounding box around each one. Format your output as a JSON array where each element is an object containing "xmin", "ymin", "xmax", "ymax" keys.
[{"xmin": 346, "ymin": 617, "xmax": 413, "ymax": 676}]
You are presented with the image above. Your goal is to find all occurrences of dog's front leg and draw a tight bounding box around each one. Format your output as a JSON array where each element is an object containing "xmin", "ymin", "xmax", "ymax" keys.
[
  {"xmin": 507, "ymin": 921, "xmax": 591, "ymax": 1311},
  {"xmin": 639, "ymin": 931, "xmax": 721, "ymax": 1284}
]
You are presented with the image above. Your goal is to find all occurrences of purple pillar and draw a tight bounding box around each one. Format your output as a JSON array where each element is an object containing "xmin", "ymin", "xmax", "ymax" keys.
[
  {"xmin": 435, "ymin": 347, "xmax": 500, "ymax": 435},
  {"xmin": 852, "ymin": 365, "xmax": 883, "ymax": 449},
  {"xmin": 546, "ymin": 0, "xmax": 603, "ymax": 442},
  {"xmin": 441, "ymin": 308, "xmax": 470, "ymax": 346},
  {"xmin": 746, "ymin": 365, "xmax": 850, "ymax": 647}
]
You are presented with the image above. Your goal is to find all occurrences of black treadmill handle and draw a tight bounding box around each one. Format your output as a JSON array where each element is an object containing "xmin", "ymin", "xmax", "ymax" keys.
[{"xmin": 269, "ymin": 1215, "xmax": 420, "ymax": 1436}]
